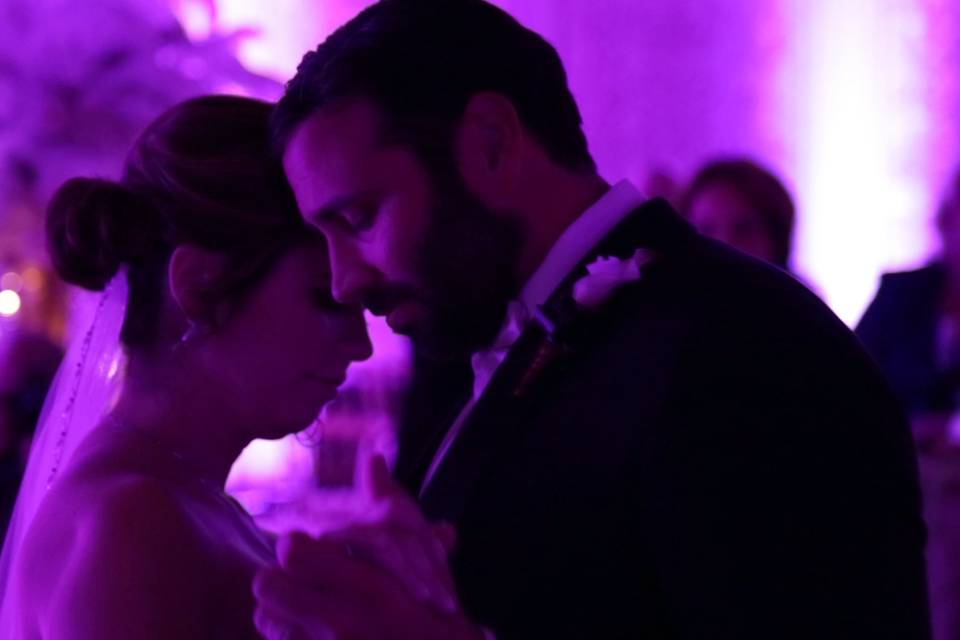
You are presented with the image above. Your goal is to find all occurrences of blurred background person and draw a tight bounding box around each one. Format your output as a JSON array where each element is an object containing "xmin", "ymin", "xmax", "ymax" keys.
[
  {"xmin": 857, "ymin": 167, "xmax": 960, "ymax": 640},
  {"xmin": 0, "ymin": 330, "xmax": 62, "ymax": 538},
  {"xmin": 680, "ymin": 158, "xmax": 796, "ymax": 271}
]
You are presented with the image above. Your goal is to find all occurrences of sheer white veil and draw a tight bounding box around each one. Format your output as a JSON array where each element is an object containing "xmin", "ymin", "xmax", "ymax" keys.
[{"xmin": 0, "ymin": 273, "xmax": 128, "ymax": 635}]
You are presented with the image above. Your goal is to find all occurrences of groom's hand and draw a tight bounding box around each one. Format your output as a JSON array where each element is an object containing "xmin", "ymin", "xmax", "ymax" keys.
[
  {"xmin": 253, "ymin": 532, "xmax": 485, "ymax": 640},
  {"xmin": 341, "ymin": 454, "xmax": 460, "ymax": 610},
  {"xmin": 253, "ymin": 456, "xmax": 486, "ymax": 640},
  {"xmin": 321, "ymin": 520, "xmax": 458, "ymax": 612}
]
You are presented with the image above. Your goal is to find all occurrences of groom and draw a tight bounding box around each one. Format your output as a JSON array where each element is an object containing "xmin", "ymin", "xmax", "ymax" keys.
[{"xmin": 256, "ymin": 0, "xmax": 930, "ymax": 637}]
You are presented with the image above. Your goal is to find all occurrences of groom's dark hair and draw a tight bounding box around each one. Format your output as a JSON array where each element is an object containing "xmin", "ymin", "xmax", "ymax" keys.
[{"xmin": 272, "ymin": 0, "xmax": 595, "ymax": 174}]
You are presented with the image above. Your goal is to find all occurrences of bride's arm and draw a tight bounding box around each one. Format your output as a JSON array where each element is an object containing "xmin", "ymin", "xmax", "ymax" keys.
[{"xmin": 32, "ymin": 478, "xmax": 211, "ymax": 640}]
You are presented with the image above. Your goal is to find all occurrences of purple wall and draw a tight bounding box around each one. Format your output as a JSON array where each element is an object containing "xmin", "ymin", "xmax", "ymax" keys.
[{"xmin": 205, "ymin": 0, "xmax": 960, "ymax": 322}]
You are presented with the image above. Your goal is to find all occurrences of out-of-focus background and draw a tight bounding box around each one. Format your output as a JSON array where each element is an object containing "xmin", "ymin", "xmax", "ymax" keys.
[{"xmin": 0, "ymin": 0, "xmax": 956, "ymax": 520}]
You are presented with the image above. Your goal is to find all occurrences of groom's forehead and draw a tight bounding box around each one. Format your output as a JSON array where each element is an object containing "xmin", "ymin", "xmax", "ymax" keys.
[
  {"xmin": 283, "ymin": 100, "xmax": 432, "ymax": 226},
  {"xmin": 286, "ymin": 101, "xmax": 382, "ymax": 170},
  {"xmin": 283, "ymin": 102, "xmax": 387, "ymax": 200}
]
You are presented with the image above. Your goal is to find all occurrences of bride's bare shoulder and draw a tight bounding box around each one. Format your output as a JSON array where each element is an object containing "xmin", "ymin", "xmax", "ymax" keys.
[
  {"xmin": 18, "ymin": 459, "xmax": 211, "ymax": 638},
  {"xmin": 26, "ymin": 436, "xmax": 200, "ymax": 549},
  {"xmin": 36, "ymin": 464, "xmax": 198, "ymax": 538}
]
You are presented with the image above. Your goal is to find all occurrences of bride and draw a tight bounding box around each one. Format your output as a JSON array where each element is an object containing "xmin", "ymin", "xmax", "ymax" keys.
[{"xmin": 0, "ymin": 95, "xmax": 378, "ymax": 638}]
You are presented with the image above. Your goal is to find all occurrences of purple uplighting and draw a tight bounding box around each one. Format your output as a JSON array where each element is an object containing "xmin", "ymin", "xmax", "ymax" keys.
[
  {"xmin": 0, "ymin": 1, "xmax": 953, "ymax": 638},
  {"xmin": 178, "ymin": 0, "xmax": 960, "ymax": 324}
]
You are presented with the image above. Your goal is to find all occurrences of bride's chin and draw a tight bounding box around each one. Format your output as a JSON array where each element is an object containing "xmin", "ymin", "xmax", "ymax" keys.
[
  {"xmin": 250, "ymin": 388, "xmax": 342, "ymax": 440},
  {"xmin": 255, "ymin": 419, "xmax": 315, "ymax": 442},
  {"xmin": 252, "ymin": 409, "xmax": 320, "ymax": 441},
  {"xmin": 290, "ymin": 399, "xmax": 337, "ymax": 432}
]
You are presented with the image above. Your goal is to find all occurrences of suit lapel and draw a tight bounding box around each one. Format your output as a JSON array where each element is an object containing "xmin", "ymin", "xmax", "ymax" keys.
[
  {"xmin": 418, "ymin": 321, "xmax": 548, "ymax": 510},
  {"xmin": 416, "ymin": 198, "xmax": 694, "ymax": 510}
]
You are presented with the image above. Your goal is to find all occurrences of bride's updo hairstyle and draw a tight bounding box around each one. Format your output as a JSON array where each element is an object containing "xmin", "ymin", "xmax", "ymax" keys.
[{"xmin": 46, "ymin": 95, "xmax": 308, "ymax": 348}]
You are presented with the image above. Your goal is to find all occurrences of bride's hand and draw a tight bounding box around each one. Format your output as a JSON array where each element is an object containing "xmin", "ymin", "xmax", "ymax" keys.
[
  {"xmin": 254, "ymin": 531, "xmax": 484, "ymax": 640},
  {"xmin": 319, "ymin": 455, "xmax": 459, "ymax": 612},
  {"xmin": 321, "ymin": 520, "xmax": 459, "ymax": 613}
]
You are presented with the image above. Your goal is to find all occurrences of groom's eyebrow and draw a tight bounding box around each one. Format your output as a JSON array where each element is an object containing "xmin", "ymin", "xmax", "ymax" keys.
[{"xmin": 307, "ymin": 190, "xmax": 380, "ymax": 223}]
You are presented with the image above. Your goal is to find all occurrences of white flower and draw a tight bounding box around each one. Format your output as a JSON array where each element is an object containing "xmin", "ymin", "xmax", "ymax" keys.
[{"xmin": 571, "ymin": 248, "xmax": 657, "ymax": 310}]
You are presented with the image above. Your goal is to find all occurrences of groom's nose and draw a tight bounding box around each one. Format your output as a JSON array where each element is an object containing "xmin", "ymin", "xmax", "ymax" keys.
[{"xmin": 327, "ymin": 235, "xmax": 378, "ymax": 306}]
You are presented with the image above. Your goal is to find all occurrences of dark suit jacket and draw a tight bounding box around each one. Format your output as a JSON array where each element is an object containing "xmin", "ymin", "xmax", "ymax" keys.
[
  {"xmin": 395, "ymin": 353, "xmax": 473, "ymax": 495},
  {"xmin": 856, "ymin": 264, "xmax": 952, "ymax": 415},
  {"xmin": 404, "ymin": 199, "xmax": 930, "ymax": 639}
]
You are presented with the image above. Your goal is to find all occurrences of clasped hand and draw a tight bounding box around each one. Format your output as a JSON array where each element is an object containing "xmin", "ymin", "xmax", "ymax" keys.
[{"xmin": 253, "ymin": 456, "xmax": 484, "ymax": 640}]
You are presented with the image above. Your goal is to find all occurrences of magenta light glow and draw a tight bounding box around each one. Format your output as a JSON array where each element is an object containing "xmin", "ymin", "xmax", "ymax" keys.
[
  {"xmin": 783, "ymin": 0, "xmax": 951, "ymax": 323},
  {"xmin": 176, "ymin": 0, "xmax": 960, "ymax": 493},
  {"xmin": 0, "ymin": 290, "xmax": 21, "ymax": 317}
]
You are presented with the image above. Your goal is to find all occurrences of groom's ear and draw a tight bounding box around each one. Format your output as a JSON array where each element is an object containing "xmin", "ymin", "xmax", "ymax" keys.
[
  {"xmin": 455, "ymin": 92, "xmax": 523, "ymax": 203},
  {"xmin": 168, "ymin": 245, "xmax": 230, "ymax": 324}
]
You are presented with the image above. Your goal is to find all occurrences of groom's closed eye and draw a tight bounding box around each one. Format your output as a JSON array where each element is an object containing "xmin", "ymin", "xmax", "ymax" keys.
[
  {"xmin": 309, "ymin": 189, "xmax": 384, "ymax": 232},
  {"xmin": 341, "ymin": 200, "xmax": 379, "ymax": 231}
]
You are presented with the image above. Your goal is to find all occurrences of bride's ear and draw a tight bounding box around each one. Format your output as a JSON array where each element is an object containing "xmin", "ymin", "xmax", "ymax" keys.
[{"xmin": 168, "ymin": 245, "xmax": 229, "ymax": 325}]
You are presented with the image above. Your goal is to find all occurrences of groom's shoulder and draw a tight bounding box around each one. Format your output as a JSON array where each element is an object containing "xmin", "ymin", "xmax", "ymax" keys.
[
  {"xmin": 609, "ymin": 235, "xmax": 822, "ymax": 320},
  {"xmin": 590, "ymin": 235, "xmax": 859, "ymax": 375}
]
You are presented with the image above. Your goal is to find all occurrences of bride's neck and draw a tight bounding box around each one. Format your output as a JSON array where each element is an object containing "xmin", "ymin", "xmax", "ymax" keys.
[{"xmin": 109, "ymin": 358, "xmax": 249, "ymax": 490}]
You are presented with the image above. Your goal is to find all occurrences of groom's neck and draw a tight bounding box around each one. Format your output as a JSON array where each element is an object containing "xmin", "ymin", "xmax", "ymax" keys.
[{"xmin": 512, "ymin": 169, "xmax": 610, "ymax": 288}]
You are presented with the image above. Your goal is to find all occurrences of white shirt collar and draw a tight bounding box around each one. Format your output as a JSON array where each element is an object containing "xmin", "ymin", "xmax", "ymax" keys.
[
  {"xmin": 519, "ymin": 179, "xmax": 647, "ymax": 312},
  {"xmin": 467, "ymin": 179, "xmax": 645, "ymax": 401},
  {"xmin": 431, "ymin": 180, "xmax": 649, "ymax": 487}
]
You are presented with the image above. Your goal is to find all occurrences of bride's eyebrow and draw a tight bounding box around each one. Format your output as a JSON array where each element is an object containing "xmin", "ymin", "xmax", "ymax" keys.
[{"xmin": 308, "ymin": 189, "xmax": 382, "ymax": 223}]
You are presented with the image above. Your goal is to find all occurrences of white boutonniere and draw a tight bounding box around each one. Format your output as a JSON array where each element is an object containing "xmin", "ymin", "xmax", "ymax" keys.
[
  {"xmin": 513, "ymin": 248, "xmax": 658, "ymax": 398},
  {"xmin": 571, "ymin": 248, "xmax": 658, "ymax": 310}
]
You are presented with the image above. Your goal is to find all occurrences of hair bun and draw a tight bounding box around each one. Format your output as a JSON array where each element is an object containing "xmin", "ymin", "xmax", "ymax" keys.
[{"xmin": 46, "ymin": 177, "xmax": 163, "ymax": 291}]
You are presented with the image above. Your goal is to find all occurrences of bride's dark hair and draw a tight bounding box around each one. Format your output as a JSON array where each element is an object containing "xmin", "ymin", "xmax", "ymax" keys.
[{"xmin": 46, "ymin": 95, "xmax": 308, "ymax": 347}]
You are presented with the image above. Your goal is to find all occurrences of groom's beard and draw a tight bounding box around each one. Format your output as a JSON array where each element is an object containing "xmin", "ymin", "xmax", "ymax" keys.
[{"xmin": 411, "ymin": 173, "xmax": 525, "ymax": 361}]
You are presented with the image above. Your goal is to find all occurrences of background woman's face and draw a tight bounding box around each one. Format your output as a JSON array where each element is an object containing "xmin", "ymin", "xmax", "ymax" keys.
[
  {"xmin": 688, "ymin": 183, "xmax": 778, "ymax": 265},
  {"xmin": 206, "ymin": 240, "xmax": 372, "ymax": 439}
]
